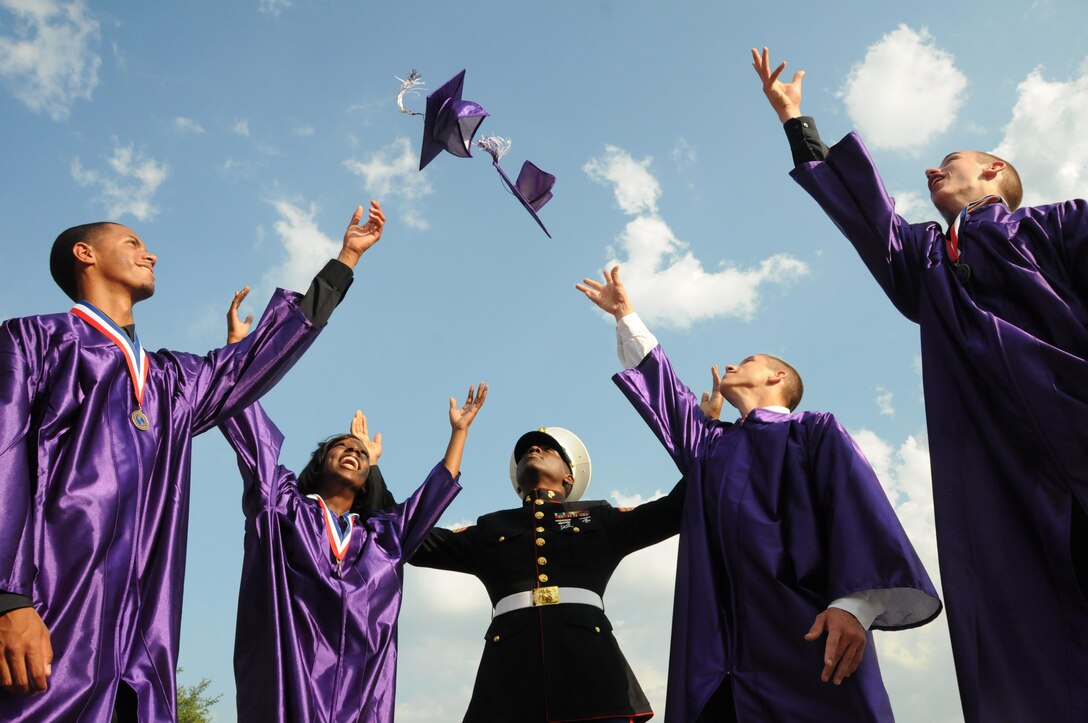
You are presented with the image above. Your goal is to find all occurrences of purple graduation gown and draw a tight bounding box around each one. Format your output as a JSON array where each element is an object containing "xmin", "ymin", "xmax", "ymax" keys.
[
  {"xmin": 614, "ymin": 346, "xmax": 940, "ymax": 722},
  {"xmin": 0, "ymin": 290, "xmax": 320, "ymax": 722},
  {"xmin": 220, "ymin": 404, "xmax": 460, "ymax": 723},
  {"xmin": 791, "ymin": 132, "xmax": 1088, "ymax": 722}
]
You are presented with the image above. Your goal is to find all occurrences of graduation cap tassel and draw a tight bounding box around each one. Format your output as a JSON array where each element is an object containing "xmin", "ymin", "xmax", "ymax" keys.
[
  {"xmin": 476, "ymin": 135, "xmax": 512, "ymax": 163},
  {"xmin": 395, "ymin": 70, "xmax": 426, "ymax": 116}
]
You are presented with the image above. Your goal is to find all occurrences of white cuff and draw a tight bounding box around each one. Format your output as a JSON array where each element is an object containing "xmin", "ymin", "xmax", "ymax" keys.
[
  {"xmin": 829, "ymin": 589, "xmax": 890, "ymax": 631},
  {"xmin": 615, "ymin": 312, "xmax": 658, "ymax": 369}
]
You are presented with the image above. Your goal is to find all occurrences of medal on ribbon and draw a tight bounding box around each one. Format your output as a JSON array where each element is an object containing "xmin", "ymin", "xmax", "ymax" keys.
[
  {"xmin": 946, "ymin": 195, "xmax": 1005, "ymax": 282},
  {"xmin": 70, "ymin": 302, "xmax": 151, "ymax": 430},
  {"xmin": 307, "ymin": 494, "xmax": 356, "ymax": 563}
]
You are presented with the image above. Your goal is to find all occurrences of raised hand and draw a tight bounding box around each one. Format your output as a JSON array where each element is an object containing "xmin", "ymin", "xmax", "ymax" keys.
[
  {"xmin": 449, "ymin": 383, "xmax": 488, "ymax": 432},
  {"xmin": 576, "ymin": 265, "xmax": 634, "ymax": 320},
  {"xmin": 226, "ymin": 286, "xmax": 254, "ymax": 344},
  {"xmin": 751, "ymin": 46, "xmax": 805, "ymax": 123},
  {"xmin": 350, "ymin": 410, "xmax": 383, "ymax": 463},
  {"xmin": 699, "ymin": 364, "xmax": 724, "ymax": 420},
  {"xmin": 338, "ymin": 201, "xmax": 387, "ymax": 269},
  {"xmin": 804, "ymin": 607, "xmax": 867, "ymax": 685}
]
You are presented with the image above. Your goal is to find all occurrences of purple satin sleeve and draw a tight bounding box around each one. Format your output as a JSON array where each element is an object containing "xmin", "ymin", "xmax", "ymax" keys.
[
  {"xmin": 218, "ymin": 402, "xmax": 293, "ymax": 520},
  {"xmin": 807, "ymin": 414, "xmax": 942, "ymax": 629},
  {"xmin": 790, "ymin": 131, "xmax": 940, "ymax": 322},
  {"xmin": 0, "ymin": 321, "xmax": 36, "ymax": 598},
  {"xmin": 612, "ymin": 345, "xmax": 714, "ymax": 475},
  {"xmin": 170, "ymin": 289, "xmax": 321, "ymax": 435},
  {"xmin": 394, "ymin": 464, "xmax": 462, "ymax": 560}
]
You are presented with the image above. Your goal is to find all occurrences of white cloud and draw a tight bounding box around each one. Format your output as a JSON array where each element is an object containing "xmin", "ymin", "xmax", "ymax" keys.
[
  {"xmin": 258, "ymin": 0, "xmax": 291, "ymax": 16},
  {"xmin": 261, "ymin": 199, "xmax": 341, "ymax": 294},
  {"xmin": 0, "ymin": 0, "xmax": 100, "ymax": 120},
  {"xmin": 840, "ymin": 25, "xmax": 967, "ymax": 151},
  {"xmin": 671, "ymin": 136, "xmax": 696, "ymax": 169},
  {"xmin": 993, "ymin": 58, "xmax": 1088, "ymax": 206},
  {"xmin": 585, "ymin": 146, "xmax": 661, "ymax": 215},
  {"xmin": 609, "ymin": 488, "xmax": 666, "ymax": 508},
  {"xmin": 292, "ymin": 123, "xmax": 314, "ymax": 137},
  {"xmin": 344, "ymin": 136, "xmax": 433, "ymax": 231},
  {"xmin": 875, "ymin": 386, "xmax": 895, "ymax": 417},
  {"xmin": 890, "ymin": 190, "xmax": 930, "ymax": 223},
  {"xmin": 232, "ymin": 119, "xmax": 250, "ymax": 136},
  {"xmin": 585, "ymin": 145, "xmax": 808, "ymax": 330},
  {"xmin": 70, "ymin": 142, "xmax": 168, "ymax": 221},
  {"xmin": 173, "ymin": 116, "xmax": 204, "ymax": 134}
]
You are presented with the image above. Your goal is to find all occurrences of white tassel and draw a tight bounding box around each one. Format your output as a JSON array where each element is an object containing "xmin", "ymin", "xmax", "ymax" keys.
[
  {"xmin": 395, "ymin": 70, "xmax": 425, "ymax": 116},
  {"xmin": 476, "ymin": 135, "xmax": 512, "ymax": 163}
]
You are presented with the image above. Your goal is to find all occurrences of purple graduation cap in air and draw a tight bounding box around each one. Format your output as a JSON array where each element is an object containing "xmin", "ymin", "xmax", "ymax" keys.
[
  {"xmin": 397, "ymin": 69, "xmax": 489, "ymax": 171},
  {"xmin": 477, "ymin": 135, "xmax": 556, "ymax": 238}
]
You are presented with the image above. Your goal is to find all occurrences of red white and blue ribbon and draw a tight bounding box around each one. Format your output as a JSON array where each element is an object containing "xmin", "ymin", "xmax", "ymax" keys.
[
  {"xmin": 946, "ymin": 195, "xmax": 1005, "ymax": 266},
  {"xmin": 307, "ymin": 494, "xmax": 356, "ymax": 562},
  {"xmin": 70, "ymin": 302, "xmax": 149, "ymax": 408}
]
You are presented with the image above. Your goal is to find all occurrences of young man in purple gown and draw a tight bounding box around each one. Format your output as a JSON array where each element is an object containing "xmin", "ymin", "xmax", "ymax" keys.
[
  {"xmin": 0, "ymin": 202, "xmax": 385, "ymax": 721},
  {"xmin": 753, "ymin": 45, "xmax": 1088, "ymax": 722},
  {"xmin": 577, "ymin": 267, "xmax": 941, "ymax": 722}
]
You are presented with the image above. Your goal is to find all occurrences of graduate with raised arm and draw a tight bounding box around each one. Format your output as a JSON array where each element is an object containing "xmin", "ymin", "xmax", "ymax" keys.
[
  {"xmin": 220, "ymin": 293, "xmax": 486, "ymax": 723},
  {"xmin": 752, "ymin": 45, "xmax": 1088, "ymax": 722},
  {"xmin": 577, "ymin": 266, "xmax": 940, "ymax": 722},
  {"xmin": 0, "ymin": 202, "xmax": 385, "ymax": 722}
]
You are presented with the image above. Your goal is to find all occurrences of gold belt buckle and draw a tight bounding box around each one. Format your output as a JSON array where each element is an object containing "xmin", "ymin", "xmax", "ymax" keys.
[{"xmin": 531, "ymin": 586, "xmax": 560, "ymax": 606}]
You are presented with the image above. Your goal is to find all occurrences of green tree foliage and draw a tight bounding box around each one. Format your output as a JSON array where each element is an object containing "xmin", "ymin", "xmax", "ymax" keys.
[{"xmin": 177, "ymin": 668, "xmax": 223, "ymax": 723}]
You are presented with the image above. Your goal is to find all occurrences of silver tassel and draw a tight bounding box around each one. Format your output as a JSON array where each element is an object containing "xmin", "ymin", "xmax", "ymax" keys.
[
  {"xmin": 475, "ymin": 135, "xmax": 512, "ymax": 164},
  {"xmin": 395, "ymin": 70, "xmax": 425, "ymax": 116}
]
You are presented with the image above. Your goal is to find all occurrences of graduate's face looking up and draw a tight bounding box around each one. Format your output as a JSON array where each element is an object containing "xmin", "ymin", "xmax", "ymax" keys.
[
  {"xmin": 515, "ymin": 444, "xmax": 573, "ymax": 494},
  {"xmin": 719, "ymin": 354, "xmax": 789, "ymax": 407},
  {"xmin": 75, "ymin": 224, "xmax": 158, "ymax": 302},
  {"xmin": 321, "ymin": 437, "xmax": 370, "ymax": 491},
  {"xmin": 926, "ymin": 151, "xmax": 1004, "ymax": 220}
]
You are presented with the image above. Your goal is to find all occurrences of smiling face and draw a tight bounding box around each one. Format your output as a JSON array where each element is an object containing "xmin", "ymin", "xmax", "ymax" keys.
[
  {"xmin": 76, "ymin": 224, "xmax": 158, "ymax": 302},
  {"xmin": 320, "ymin": 436, "xmax": 371, "ymax": 492}
]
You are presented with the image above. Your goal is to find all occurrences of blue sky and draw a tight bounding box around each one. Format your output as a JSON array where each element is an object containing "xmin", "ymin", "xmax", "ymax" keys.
[{"xmin": 3, "ymin": 1, "xmax": 1088, "ymax": 720}]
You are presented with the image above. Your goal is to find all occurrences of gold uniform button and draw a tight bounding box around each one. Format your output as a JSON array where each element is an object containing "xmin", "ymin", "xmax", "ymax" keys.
[
  {"xmin": 534, "ymin": 499, "xmax": 544, "ymax": 506},
  {"xmin": 535, "ymin": 538, "xmax": 546, "ymax": 547},
  {"xmin": 534, "ymin": 511, "xmax": 545, "ymax": 519},
  {"xmin": 594, "ymin": 626, "xmax": 601, "ymax": 633},
  {"xmin": 535, "ymin": 526, "xmax": 545, "ymax": 533},
  {"xmin": 498, "ymin": 536, "xmax": 505, "ymax": 542},
  {"xmin": 573, "ymin": 527, "xmax": 581, "ymax": 533},
  {"xmin": 537, "ymin": 556, "xmax": 547, "ymax": 566},
  {"xmin": 538, "ymin": 574, "xmax": 549, "ymax": 583},
  {"xmin": 493, "ymin": 635, "xmax": 501, "ymax": 643}
]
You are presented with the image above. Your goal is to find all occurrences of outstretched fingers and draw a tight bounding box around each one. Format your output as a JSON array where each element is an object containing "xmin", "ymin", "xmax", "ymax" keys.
[{"xmin": 350, "ymin": 409, "xmax": 367, "ymax": 439}]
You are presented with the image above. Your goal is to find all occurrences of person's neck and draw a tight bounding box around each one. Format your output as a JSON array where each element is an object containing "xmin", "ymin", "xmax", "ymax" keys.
[
  {"xmin": 729, "ymin": 391, "xmax": 786, "ymax": 419},
  {"xmin": 321, "ymin": 488, "xmax": 356, "ymax": 517},
  {"xmin": 80, "ymin": 289, "xmax": 136, "ymax": 327},
  {"xmin": 520, "ymin": 478, "xmax": 569, "ymax": 499}
]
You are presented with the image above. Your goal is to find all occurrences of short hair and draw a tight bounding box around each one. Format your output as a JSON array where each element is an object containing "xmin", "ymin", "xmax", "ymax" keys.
[
  {"xmin": 975, "ymin": 151, "xmax": 1023, "ymax": 211},
  {"xmin": 761, "ymin": 354, "xmax": 804, "ymax": 411},
  {"xmin": 297, "ymin": 434, "xmax": 396, "ymax": 516},
  {"xmin": 49, "ymin": 222, "xmax": 118, "ymax": 301}
]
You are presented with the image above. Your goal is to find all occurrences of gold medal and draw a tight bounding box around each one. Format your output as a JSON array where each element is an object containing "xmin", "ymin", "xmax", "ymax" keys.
[{"xmin": 131, "ymin": 409, "xmax": 150, "ymax": 431}]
